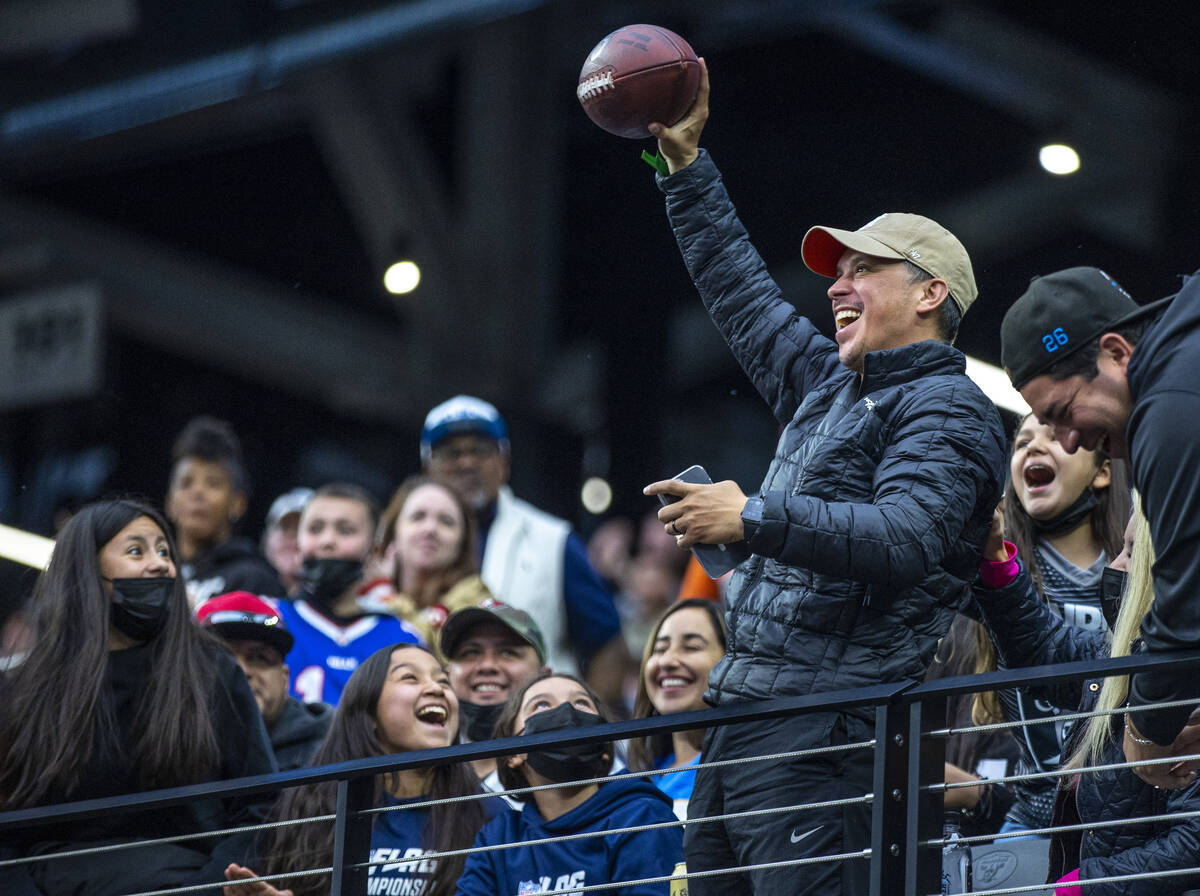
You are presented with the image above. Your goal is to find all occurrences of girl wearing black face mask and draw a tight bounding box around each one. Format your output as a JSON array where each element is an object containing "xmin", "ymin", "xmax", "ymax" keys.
[
  {"xmin": 0, "ymin": 499, "xmax": 276, "ymax": 896},
  {"xmin": 455, "ymin": 673, "xmax": 684, "ymax": 896}
]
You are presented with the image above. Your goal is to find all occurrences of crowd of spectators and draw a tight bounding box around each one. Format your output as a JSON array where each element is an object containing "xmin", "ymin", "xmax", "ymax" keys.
[{"xmin": 3, "ymin": 62, "xmax": 1200, "ymax": 896}]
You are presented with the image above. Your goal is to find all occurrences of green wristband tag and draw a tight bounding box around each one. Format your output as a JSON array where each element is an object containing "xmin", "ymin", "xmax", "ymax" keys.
[{"xmin": 641, "ymin": 150, "xmax": 669, "ymax": 176}]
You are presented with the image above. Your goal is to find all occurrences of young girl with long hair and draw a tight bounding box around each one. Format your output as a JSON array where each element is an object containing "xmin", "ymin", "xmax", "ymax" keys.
[
  {"xmin": 224, "ymin": 643, "xmax": 498, "ymax": 896},
  {"xmin": 454, "ymin": 673, "xmax": 684, "ymax": 895},
  {"xmin": 969, "ymin": 412, "xmax": 1130, "ymax": 835},
  {"xmin": 0, "ymin": 498, "xmax": 275, "ymax": 895}
]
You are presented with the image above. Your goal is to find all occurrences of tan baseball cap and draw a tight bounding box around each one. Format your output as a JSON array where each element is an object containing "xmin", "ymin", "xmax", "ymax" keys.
[{"xmin": 801, "ymin": 212, "xmax": 978, "ymax": 315}]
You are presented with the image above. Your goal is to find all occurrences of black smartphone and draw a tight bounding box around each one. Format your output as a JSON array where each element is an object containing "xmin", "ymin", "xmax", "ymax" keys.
[{"xmin": 658, "ymin": 464, "xmax": 752, "ymax": 578}]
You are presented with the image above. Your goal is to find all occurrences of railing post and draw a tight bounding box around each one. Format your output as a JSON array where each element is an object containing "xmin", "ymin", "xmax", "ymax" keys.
[
  {"xmin": 907, "ymin": 693, "xmax": 947, "ymax": 896},
  {"xmin": 331, "ymin": 774, "xmax": 374, "ymax": 896},
  {"xmin": 870, "ymin": 700, "xmax": 911, "ymax": 896}
]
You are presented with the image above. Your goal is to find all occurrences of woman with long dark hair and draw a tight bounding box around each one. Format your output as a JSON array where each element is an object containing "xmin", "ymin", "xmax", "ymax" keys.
[
  {"xmin": 0, "ymin": 498, "xmax": 276, "ymax": 895},
  {"xmin": 628, "ymin": 598, "xmax": 727, "ymax": 819},
  {"xmin": 225, "ymin": 643, "xmax": 498, "ymax": 896},
  {"xmin": 454, "ymin": 673, "xmax": 683, "ymax": 895}
]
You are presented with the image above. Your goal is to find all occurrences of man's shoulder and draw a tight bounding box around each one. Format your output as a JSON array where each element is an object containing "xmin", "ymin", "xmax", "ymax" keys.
[{"xmin": 876, "ymin": 356, "xmax": 1001, "ymax": 424}]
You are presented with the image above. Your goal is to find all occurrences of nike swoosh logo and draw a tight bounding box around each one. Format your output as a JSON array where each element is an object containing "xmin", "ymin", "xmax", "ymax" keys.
[{"xmin": 791, "ymin": 826, "xmax": 822, "ymax": 844}]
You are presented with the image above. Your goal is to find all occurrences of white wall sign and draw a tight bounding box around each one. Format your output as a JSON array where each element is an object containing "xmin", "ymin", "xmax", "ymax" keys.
[{"xmin": 0, "ymin": 284, "xmax": 103, "ymax": 410}]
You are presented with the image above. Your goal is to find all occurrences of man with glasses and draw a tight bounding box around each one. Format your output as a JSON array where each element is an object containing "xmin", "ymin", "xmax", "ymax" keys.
[{"xmin": 421, "ymin": 395, "xmax": 626, "ymax": 707}]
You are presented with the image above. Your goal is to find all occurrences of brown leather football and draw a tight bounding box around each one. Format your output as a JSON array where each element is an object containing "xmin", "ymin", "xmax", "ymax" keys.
[{"xmin": 577, "ymin": 24, "xmax": 700, "ymax": 140}]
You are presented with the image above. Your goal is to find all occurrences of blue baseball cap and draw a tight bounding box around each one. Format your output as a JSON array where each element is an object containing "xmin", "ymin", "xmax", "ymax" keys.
[
  {"xmin": 420, "ymin": 395, "xmax": 509, "ymax": 463},
  {"xmin": 1000, "ymin": 266, "xmax": 1171, "ymax": 390}
]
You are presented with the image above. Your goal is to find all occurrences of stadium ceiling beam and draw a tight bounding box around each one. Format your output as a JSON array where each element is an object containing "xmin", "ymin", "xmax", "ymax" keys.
[
  {"xmin": 0, "ymin": 191, "xmax": 425, "ymax": 423},
  {"xmin": 813, "ymin": 4, "xmax": 1181, "ymax": 252},
  {"xmin": 0, "ymin": 0, "xmax": 553, "ymax": 152}
]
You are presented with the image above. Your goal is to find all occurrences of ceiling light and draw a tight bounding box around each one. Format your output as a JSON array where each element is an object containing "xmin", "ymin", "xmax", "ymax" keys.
[
  {"xmin": 1039, "ymin": 143, "xmax": 1080, "ymax": 175},
  {"xmin": 384, "ymin": 260, "xmax": 421, "ymax": 294}
]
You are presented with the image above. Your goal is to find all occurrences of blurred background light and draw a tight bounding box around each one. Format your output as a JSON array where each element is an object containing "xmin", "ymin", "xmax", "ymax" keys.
[{"xmin": 1038, "ymin": 143, "xmax": 1080, "ymax": 175}]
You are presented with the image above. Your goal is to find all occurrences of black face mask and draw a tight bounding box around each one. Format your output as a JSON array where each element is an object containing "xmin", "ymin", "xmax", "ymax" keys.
[
  {"xmin": 109, "ymin": 577, "xmax": 175, "ymax": 642},
  {"xmin": 521, "ymin": 702, "xmax": 611, "ymax": 784},
  {"xmin": 299, "ymin": 556, "xmax": 363, "ymax": 605},
  {"xmin": 1032, "ymin": 489, "xmax": 1099, "ymax": 536},
  {"xmin": 1100, "ymin": 567, "xmax": 1127, "ymax": 630},
  {"xmin": 460, "ymin": 700, "xmax": 506, "ymax": 743}
]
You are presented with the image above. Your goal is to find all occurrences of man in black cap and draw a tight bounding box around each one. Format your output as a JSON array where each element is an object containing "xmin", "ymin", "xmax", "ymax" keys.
[
  {"xmin": 1001, "ymin": 265, "xmax": 1200, "ymax": 787},
  {"xmin": 197, "ymin": 591, "xmax": 332, "ymax": 771}
]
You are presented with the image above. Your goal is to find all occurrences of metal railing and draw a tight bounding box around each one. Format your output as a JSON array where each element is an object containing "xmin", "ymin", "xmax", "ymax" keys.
[{"xmin": 3, "ymin": 649, "xmax": 1199, "ymax": 895}]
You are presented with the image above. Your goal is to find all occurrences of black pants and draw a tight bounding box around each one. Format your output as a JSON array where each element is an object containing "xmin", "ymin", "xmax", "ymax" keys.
[{"xmin": 684, "ymin": 711, "xmax": 873, "ymax": 896}]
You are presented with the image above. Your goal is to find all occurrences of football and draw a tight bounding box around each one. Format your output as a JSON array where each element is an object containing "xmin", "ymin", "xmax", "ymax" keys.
[{"xmin": 577, "ymin": 24, "xmax": 700, "ymax": 139}]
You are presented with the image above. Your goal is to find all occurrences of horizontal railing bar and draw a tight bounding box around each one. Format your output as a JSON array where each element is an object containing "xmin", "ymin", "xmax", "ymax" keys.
[
  {"xmin": 3, "ymin": 739, "xmax": 880, "ymax": 871},
  {"xmin": 466, "ymin": 848, "xmax": 872, "ymax": 896},
  {"xmin": 0, "ymin": 680, "xmax": 909, "ymax": 830},
  {"xmin": 365, "ymin": 737, "xmax": 877, "ymax": 814},
  {"xmin": 355, "ymin": 794, "xmax": 873, "ymax": 871},
  {"xmin": 905, "ymin": 647, "xmax": 1200, "ymax": 701},
  {"xmin": 130, "ymin": 847, "xmax": 876, "ymax": 896},
  {"xmin": 6, "ymin": 648, "xmax": 1197, "ymax": 834},
  {"xmin": 927, "ymin": 748, "xmax": 1200, "ymax": 793},
  {"xmin": 928, "ymin": 695, "xmax": 1200, "ymax": 739},
  {"xmin": 925, "ymin": 806, "xmax": 1200, "ymax": 849}
]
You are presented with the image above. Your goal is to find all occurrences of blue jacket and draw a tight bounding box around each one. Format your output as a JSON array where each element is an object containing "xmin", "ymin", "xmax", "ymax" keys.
[
  {"xmin": 454, "ymin": 777, "xmax": 683, "ymax": 896},
  {"xmin": 658, "ymin": 151, "xmax": 1006, "ymax": 704},
  {"xmin": 975, "ymin": 564, "xmax": 1200, "ymax": 895}
]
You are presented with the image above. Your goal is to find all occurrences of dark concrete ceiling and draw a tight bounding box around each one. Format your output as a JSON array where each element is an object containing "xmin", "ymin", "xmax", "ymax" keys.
[{"xmin": 1, "ymin": 0, "xmax": 1197, "ymax": 526}]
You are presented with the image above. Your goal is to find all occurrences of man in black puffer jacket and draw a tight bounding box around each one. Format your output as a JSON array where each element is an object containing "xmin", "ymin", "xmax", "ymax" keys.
[{"xmin": 644, "ymin": 65, "xmax": 1006, "ymax": 895}]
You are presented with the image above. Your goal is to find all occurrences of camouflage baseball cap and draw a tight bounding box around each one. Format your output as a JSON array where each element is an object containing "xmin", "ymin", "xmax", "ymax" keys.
[{"xmin": 439, "ymin": 597, "xmax": 547, "ymax": 666}]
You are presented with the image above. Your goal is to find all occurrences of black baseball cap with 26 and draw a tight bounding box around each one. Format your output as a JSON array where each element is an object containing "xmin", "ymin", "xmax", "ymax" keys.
[{"xmin": 1000, "ymin": 266, "xmax": 1172, "ymax": 391}]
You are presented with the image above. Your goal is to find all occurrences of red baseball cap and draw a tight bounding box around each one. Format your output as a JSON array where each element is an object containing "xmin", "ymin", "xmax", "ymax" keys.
[{"xmin": 196, "ymin": 591, "xmax": 293, "ymax": 657}]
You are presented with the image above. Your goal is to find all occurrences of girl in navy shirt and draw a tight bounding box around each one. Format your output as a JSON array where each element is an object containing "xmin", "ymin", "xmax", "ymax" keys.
[{"xmin": 225, "ymin": 644, "xmax": 500, "ymax": 896}]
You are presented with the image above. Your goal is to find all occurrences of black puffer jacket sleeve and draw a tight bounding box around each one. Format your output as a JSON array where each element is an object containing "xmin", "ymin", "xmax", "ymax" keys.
[
  {"xmin": 973, "ymin": 563, "xmax": 1108, "ymax": 710},
  {"xmin": 1079, "ymin": 783, "xmax": 1200, "ymax": 896},
  {"xmin": 659, "ymin": 150, "xmax": 845, "ymax": 425}
]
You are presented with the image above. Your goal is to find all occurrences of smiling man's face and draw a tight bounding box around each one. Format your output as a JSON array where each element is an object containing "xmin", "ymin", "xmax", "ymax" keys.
[
  {"xmin": 828, "ymin": 250, "xmax": 935, "ymax": 374},
  {"xmin": 1019, "ymin": 355, "xmax": 1133, "ymax": 458}
]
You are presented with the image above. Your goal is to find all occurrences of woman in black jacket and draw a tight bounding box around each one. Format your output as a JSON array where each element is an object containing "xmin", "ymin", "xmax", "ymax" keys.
[
  {"xmin": 974, "ymin": 498, "xmax": 1200, "ymax": 896},
  {"xmin": 0, "ymin": 498, "xmax": 276, "ymax": 896}
]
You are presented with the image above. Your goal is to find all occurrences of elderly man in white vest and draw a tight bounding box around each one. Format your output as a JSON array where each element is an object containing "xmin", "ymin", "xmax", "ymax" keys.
[{"xmin": 421, "ymin": 395, "xmax": 628, "ymax": 707}]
